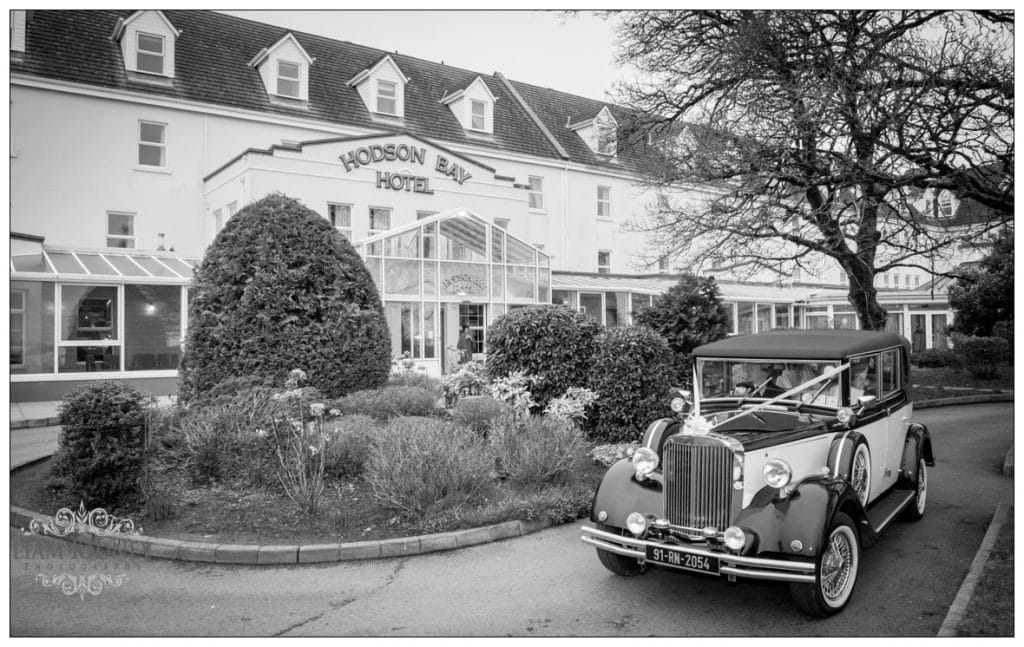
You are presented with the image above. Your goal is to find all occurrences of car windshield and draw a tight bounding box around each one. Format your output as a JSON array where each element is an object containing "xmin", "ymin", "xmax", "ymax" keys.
[{"xmin": 696, "ymin": 358, "xmax": 841, "ymax": 408}]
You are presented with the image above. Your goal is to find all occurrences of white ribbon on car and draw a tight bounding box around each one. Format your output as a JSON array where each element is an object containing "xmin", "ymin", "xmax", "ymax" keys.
[{"xmin": 694, "ymin": 362, "xmax": 851, "ymax": 432}]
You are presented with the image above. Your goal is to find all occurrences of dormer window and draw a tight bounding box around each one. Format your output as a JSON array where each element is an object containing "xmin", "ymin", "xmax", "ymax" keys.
[
  {"xmin": 938, "ymin": 192, "xmax": 953, "ymax": 218},
  {"xmin": 377, "ymin": 80, "xmax": 398, "ymax": 115},
  {"xmin": 136, "ymin": 32, "xmax": 165, "ymax": 75},
  {"xmin": 348, "ymin": 55, "xmax": 409, "ymax": 121},
  {"xmin": 440, "ymin": 76, "xmax": 496, "ymax": 135},
  {"xmin": 111, "ymin": 10, "xmax": 179, "ymax": 80},
  {"xmin": 277, "ymin": 60, "xmax": 301, "ymax": 98},
  {"xmin": 249, "ymin": 33, "xmax": 314, "ymax": 105},
  {"xmin": 568, "ymin": 106, "xmax": 619, "ymax": 157}
]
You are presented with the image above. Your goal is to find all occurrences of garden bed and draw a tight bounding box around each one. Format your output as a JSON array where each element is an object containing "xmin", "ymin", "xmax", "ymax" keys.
[
  {"xmin": 12, "ymin": 452, "xmax": 606, "ymax": 546},
  {"xmin": 909, "ymin": 365, "xmax": 1014, "ymax": 398}
]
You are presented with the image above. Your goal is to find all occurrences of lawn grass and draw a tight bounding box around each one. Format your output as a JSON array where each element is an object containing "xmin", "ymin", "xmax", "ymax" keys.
[{"xmin": 954, "ymin": 509, "xmax": 1014, "ymax": 637}]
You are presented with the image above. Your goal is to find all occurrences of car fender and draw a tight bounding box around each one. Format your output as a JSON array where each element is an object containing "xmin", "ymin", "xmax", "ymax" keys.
[
  {"xmin": 826, "ymin": 429, "xmax": 868, "ymax": 484},
  {"xmin": 736, "ymin": 477, "xmax": 870, "ymax": 559},
  {"xmin": 589, "ymin": 459, "xmax": 663, "ymax": 529},
  {"xmin": 640, "ymin": 418, "xmax": 681, "ymax": 457},
  {"xmin": 898, "ymin": 422, "xmax": 935, "ymax": 489}
]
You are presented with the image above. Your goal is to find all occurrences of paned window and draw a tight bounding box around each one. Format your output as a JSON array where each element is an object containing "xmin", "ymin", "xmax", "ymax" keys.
[
  {"xmin": 277, "ymin": 60, "xmax": 300, "ymax": 98},
  {"xmin": 138, "ymin": 121, "xmax": 166, "ymax": 167},
  {"xmin": 328, "ymin": 203, "xmax": 352, "ymax": 239},
  {"xmin": 136, "ymin": 32, "xmax": 165, "ymax": 74},
  {"xmin": 107, "ymin": 212, "xmax": 136, "ymax": 249},
  {"xmin": 597, "ymin": 250, "xmax": 611, "ymax": 274},
  {"xmin": 528, "ymin": 176, "xmax": 544, "ymax": 210},
  {"xmin": 369, "ymin": 207, "xmax": 391, "ymax": 235},
  {"xmin": 377, "ymin": 80, "xmax": 397, "ymax": 115},
  {"xmin": 597, "ymin": 186, "xmax": 611, "ymax": 218},
  {"xmin": 470, "ymin": 99, "xmax": 486, "ymax": 130}
]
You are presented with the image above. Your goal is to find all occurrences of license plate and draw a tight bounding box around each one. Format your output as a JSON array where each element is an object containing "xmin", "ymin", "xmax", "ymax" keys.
[{"xmin": 645, "ymin": 545, "xmax": 720, "ymax": 575}]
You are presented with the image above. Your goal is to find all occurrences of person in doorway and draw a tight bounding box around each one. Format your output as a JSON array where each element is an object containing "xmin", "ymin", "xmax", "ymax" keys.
[
  {"xmin": 457, "ymin": 326, "xmax": 474, "ymax": 364},
  {"xmin": 912, "ymin": 324, "xmax": 925, "ymax": 353}
]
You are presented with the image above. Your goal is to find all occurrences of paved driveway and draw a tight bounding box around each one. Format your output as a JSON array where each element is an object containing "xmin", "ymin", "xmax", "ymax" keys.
[{"xmin": 9, "ymin": 403, "xmax": 1012, "ymax": 636}]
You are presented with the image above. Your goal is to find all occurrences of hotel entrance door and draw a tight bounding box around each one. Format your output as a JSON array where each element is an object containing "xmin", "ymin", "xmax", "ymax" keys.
[{"xmin": 441, "ymin": 303, "xmax": 486, "ymax": 373}]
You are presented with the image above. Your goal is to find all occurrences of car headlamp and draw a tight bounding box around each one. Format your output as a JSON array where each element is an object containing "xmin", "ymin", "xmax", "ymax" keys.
[
  {"xmin": 670, "ymin": 397, "xmax": 687, "ymax": 413},
  {"xmin": 723, "ymin": 526, "xmax": 746, "ymax": 551},
  {"xmin": 763, "ymin": 459, "xmax": 792, "ymax": 489},
  {"xmin": 632, "ymin": 447, "xmax": 659, "ymax": 478},
  {"xmin": 626, "ymin": 512, "xmax": 648, "ymax": 536},
  {"xmin": 837, "ymin": 407, "xmax": 856, "ymax": 426}
]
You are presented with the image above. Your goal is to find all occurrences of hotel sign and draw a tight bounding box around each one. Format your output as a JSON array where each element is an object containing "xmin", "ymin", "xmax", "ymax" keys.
[{"xmin": 339, "ymin": 142, "xmax": 473, "ymax": 194}]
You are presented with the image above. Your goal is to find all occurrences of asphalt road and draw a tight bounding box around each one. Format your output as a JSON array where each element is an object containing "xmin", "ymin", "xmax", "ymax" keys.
[{"xmin": 9, "ymin": 403, "xmax": 1013, "ymax": 637}]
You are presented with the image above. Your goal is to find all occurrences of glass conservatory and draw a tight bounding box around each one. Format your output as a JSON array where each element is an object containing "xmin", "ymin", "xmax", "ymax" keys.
[
  {"xmin": 354, "ymin": 208, "xmax": 552, "ymax": 375},
  {"xmin": 10, "ymin": 242, "xmax": 198, "ymax": 401}
]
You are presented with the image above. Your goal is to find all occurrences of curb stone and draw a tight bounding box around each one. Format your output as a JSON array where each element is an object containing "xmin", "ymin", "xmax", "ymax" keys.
[
  {"xmin": 937, "ymin": 503, "xmax": 1010, "ymax": 636},
  {"xmin": 9, "ymin": 395, "xmax": 1010, "ymax": 567}
]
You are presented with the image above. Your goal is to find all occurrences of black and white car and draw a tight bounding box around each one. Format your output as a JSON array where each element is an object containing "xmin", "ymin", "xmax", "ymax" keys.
[{"xmin": 581, "ymin": 330, "xmax": 934, "ymax": 616}]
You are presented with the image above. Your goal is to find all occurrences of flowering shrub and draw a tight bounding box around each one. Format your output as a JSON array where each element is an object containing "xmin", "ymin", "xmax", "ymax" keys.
[
  {"xmin": 268, "ymin": 368, "xmax": 337, "ymax": 514},
  {"xmin": 545, "ymin": 387, "xmax": 599, "ymax": 426},
  {"xmin": 486, "ymin": 370, "xmax": 540, "ymax": 416},
  {"xmin": 442, "ymin": 360, "xmax": 488, "ymax": 405},
  {"xmin": 590, "ymin": 442, "xmax": 640, "ymax": 467}
]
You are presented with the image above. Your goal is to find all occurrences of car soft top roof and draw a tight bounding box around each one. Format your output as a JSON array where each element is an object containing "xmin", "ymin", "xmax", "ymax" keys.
[{"xmin": 693, "ymin": 330, "xmax": 911, "ymax": 361}]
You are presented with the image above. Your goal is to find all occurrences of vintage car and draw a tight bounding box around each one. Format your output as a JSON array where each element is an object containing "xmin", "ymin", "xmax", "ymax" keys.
[{"xmin": 580, "ymin": 330, "xmax": 935, "ymax": 616}]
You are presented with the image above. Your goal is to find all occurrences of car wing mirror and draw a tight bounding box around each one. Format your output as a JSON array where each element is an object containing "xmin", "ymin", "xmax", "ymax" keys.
[{"xmin": 856, "ymin": 395, "xmax": 877, "ymax": 409}]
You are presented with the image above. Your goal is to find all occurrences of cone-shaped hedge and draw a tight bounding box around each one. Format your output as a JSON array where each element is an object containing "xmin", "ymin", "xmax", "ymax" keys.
[{"xmin": 178, "ymin": 194, "xmax": 390, "ymax": 403}]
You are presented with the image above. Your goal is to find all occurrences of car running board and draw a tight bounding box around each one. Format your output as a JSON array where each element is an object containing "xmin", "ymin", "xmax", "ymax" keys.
[{"xmin": 864, "ymin": 489, "xmax": 915, "ymax": 534}]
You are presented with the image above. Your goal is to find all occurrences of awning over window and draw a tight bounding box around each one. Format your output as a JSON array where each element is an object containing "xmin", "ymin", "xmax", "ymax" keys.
[{"xmin": 11, "ymin": 247, "xmax": 199, "ymax": 284}]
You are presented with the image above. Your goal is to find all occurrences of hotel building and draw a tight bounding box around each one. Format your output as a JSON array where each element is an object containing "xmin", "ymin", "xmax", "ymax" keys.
[{"xmin": 10, "ymin": 10, "xmax": 976, "ymax": 401}]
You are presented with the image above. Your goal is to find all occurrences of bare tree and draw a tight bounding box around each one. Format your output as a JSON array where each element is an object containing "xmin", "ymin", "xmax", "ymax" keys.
[{"xmin": 613, "ymin": 10, "xmax": 1013, "ymax": 329}]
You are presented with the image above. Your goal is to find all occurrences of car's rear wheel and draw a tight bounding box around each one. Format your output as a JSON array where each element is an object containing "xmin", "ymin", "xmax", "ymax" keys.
[
  {"xmin": 595, "ymin": 523, "xmax": 645, "ymax": 576},
  {"xmin": 901, "ymin": 457, "xmax": 927, "ymax": 521},
  {"xmin": 790, "ymin": 512, "xmax": 860, "ymax": 617},
  {"xmin": 850, "ymin": 442, "xmax": 871, "ymax": 507}
]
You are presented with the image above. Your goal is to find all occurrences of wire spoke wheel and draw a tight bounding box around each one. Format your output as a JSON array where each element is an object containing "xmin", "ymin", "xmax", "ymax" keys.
[
  {"xmin": 790, "ymin": 512, "xmax": 860, "ymax": 616},
  {"xmin": 851, "ymin": 444, "xmax": 871, "ymax": 507}
]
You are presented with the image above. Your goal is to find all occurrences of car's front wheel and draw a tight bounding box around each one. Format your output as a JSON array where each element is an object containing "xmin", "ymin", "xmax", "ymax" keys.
[
  {"xmin": 595, "ymin": 523, "xmax": 645, "ymax": 577},
  {"xmin": 902, "ymin": 457, "xmax": 927, "ymax": 521},
  {"xmin": 850, "ymin": 442, "xmax": 871, "ymax": 507},
  {"xmin": 790, "ymin": 512, "xmax": 860, "ymax": 617}
]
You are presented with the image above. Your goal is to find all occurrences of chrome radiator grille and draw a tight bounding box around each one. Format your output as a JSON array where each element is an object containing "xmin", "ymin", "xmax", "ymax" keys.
[{"xmin": 663, "ymin": 439, "xmax": 734, "ymax": 531}]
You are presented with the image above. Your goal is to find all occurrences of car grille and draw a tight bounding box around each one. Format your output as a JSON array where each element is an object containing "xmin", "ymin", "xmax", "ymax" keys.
[{"xmin": 663, "ymin": 437, "xmax": 734, "ymax": 532}]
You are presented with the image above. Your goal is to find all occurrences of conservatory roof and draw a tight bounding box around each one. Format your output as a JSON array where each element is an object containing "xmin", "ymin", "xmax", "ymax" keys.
[{"xmin": 11, "ymin": 246, "xmax": 200, "ymax": 284}]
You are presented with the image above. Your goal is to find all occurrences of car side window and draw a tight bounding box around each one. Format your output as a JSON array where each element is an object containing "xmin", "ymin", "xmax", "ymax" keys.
[
  {"xmin": 880, "ymin": 349, "xmax": 899, "ymax": 397},
  {"xmin": 849, "ymin": 355, "xmax": 879, "ymax": 402}
]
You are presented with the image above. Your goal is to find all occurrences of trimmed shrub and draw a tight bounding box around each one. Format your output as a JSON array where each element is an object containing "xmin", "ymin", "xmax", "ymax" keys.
[
  {"xmin": 332, "ymin": 385, "xmax": 439, "ymax": 421},
  {"xmin": 490, "ymin": 413, "xmax": 585, "ymax": 488},
  {"xmin": 178, "ymin": 193, "xmax": 391, "ymax": 403},
  {"xmin": 364, "ymin": 417, "xmax": 493, "ymax": 517},
  {"xmin": 51, "ymin": 381, "xmax": 154, "ymax": 508},
  {"xmin": 323, "ymin": 415, "xmax": 381, "ymax": 479},
  {"xmin": 587, "ymin": 326, "xmax": 675, "ymax": 442},
  {"xmin": 633, "ymin": 274, "xmax": 730, "ymax": 385},
  {"xmin": 451, "ymin": 396, "xmax": 509, "ymax": 436},
  {"xmin": 911, "ymin": 348, "xmax": 958, "ymax": 368},
  {"xmin": 950, "ymin": 333, "xmax": 1009, "ymax": 379},
  {"xmin": 486, "ymin": 305, "xmax": 603, "ymax": 409}
]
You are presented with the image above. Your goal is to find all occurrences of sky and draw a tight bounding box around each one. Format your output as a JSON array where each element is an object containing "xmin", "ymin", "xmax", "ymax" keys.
[{"xmin": 222, "ymin": 10, "xmax": 634, "ymax": 103}]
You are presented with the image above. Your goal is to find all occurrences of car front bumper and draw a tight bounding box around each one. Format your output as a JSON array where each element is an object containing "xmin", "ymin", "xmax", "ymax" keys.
[{"xmin": 580, "ymin": 524, "xmax": 816, "ymax": 584}]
